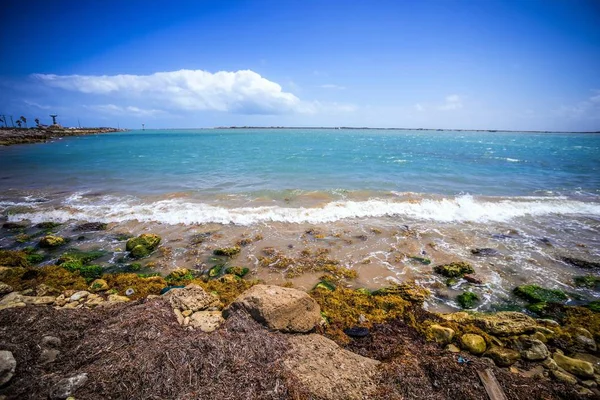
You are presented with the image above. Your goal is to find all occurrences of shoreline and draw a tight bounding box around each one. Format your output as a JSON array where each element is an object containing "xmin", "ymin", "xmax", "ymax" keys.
[{"xmin": 0, "ymin": 127, "xmax": 124, "ymax": 146}]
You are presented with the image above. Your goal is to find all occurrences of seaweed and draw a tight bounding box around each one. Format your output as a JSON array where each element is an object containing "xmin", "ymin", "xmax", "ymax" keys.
[
  {"xmin": 225, "ymin": 266, "xmax": 250, "ymax": 277},
  {"xmin": 457, "ymin": 291, "xmax": 479, "ymax": 309},
  {"xmin": 0, "ymin": 249, "xmax": 30, "ymax": 268},
  {"xmin": 213, "ymin": 246, "xmax": 241, "ymax": 257},
  {"xmin": 165, "ymin": 268, "xmax": 195, "ymax": 285},
  {"xmin": 57, "ymin": 249, "xmax": 106, "ymax": 265},
  {"xmin": 513, "ymin": 284, "xmax": 568, "ymax": 304},
  {"xmin": 61, "ymin": 263, "xmax": 104, "ymax": 283},
  {"xmin": 103, "ymin": 273, "xmax": 167, "ymax": 300},
  {"xmin": 433, "ymin": 262, "xmax": 474, "ymax": 278}
]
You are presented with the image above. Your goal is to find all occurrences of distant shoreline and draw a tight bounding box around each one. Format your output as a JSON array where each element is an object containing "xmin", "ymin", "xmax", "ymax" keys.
[
  {"xmin": 213, "ymin": 126, "xmax": 600, "ymax": 134},
  {"xmin": 0, "ymin": 127, "xmax": 125, "ymax": 146}
]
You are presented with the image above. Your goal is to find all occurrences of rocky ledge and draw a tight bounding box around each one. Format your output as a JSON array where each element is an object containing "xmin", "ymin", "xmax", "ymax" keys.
[{"xmin": 0, "ymin": 127, "xmax": 123, "ymax": 146}]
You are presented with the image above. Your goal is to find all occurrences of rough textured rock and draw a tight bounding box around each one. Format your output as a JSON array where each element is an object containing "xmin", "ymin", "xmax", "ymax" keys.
[
  {"xmin": 428, "ymin": 324, "xmax": 455, "ymax": 345},
  {"xmin": 484, "ymin": 346, "xmax": 521, "ymax": 367},
  {"xmin": 445, "ymin": 344, "xmax": 461, "ymax": 353},
  {"xmin": 460, "ymin": 334, "xmax": 487, "ymax": 355},
  {"xmin": 283, "ymin": 334, "xmax": 380, "ymax": 400},
  {"xmin": 188, "ymin": 311, "xmax": 225, "ymax": 332},
  {"xmin": 165, "ymin": 284, "xmax": 220, "ymax": 312},
  {"xmin": 472, "ymin": 311, "xmax": 537, "ymax": 336},
  {"xmin": 573, "ymin": 353, "xmax": 600, "ymax": 375},
  {"xmin": 224, "ymin": 285, "xmax": 321, "ymax": 333},
  {"xmin": 551, "ymin": 369, "xmax": 577, "ymax": 385},
  {"xmin": 126, "ymin": 233, "xmax": 161, "ymax": 259},
  {"xmin": 0, "ymin": 350, "xmax": 16, "ymax": 386},
  {"xmin": 22, "ymin": 296, "xmax": 56, "ymax": 305},
  {"xmin": 554, "ymin": 353, "xmax": 595, "ymax": 378},
  {"xmin": 70, "ymin": 291, "xmax": 90, "ymax": 302},
  {"xmin": 38, "ymin": 235, "xmax": 66, "ymax": 248},
  {"xmin": 107, "ymin": 294, "xmax": 130, "ymax": 303},
  {"xmin": 49, "ymin": 373, "xmax": 88, "ymax": 399},
  {"xmin": 0, "ymin": 282, "xmax": 12, "ymax": 295},
  {"xmin": 520, "ymin": 338, "xmax": 549, "ymax": 361},
  {"xmin": 88, "ymin": 279, "xmax": 109, "ymax": 292}
]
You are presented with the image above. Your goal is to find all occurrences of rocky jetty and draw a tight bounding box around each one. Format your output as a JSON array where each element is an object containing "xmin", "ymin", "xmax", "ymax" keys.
[{"xmin": 0, "ymin": 127, "xmax": 123, "ymax": 146}]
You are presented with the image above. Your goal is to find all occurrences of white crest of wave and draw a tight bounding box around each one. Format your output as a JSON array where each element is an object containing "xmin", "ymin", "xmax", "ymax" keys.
[{"xmin": 8, "ymin": 195, "xmax": 600, "ymax": 226}]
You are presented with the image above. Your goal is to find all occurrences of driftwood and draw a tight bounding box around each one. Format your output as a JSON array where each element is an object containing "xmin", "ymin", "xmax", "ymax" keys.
[{"xmin": 477, "ymin": 368, "xmax": 508, "ymax": 400}]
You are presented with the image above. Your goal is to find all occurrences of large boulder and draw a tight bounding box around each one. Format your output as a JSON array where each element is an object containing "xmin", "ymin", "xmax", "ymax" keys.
[
  {"xmin": 0, "ymin": 350, "xmax": 16, "ymax": 386},
  {"xmin": 460, "ymin": 334, "xmax": 486, "ymax": 355},
  {"xmin": 553, "ymin": 353, "xmax": 595, "ymax": 378},
  {"xmin": 484, "ymin": 346, "xmax": 521, "ymax": 367},
  {"xmin": 428, "ymin": 324, "xmax": 455, "ymax": 345},
  {"xmin": 126, "ymin": 233, "xmax": 161, "ymax": 259},
  {"xmin": 283, "ymin": 334, "xmax": 380, "ymax": 400},
  {"xmin": 519, "ymin": 338, "xmax": 549, "ymax": 361},
  {"xmin": 224, "ymin": 285, "xmax": 321, "ymax": 333},
  {"xmin": 472, "ymin": 311, "xmax": 537, "ymax": 336},
  {"xmin": 165, "ymin": 284, "xmax": 220, "ymax": 312}
]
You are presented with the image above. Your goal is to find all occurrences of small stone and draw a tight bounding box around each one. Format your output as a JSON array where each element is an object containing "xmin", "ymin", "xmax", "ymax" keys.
[
  {"xmin": 36, "ymin": 284, "xmax": 61, "ymax": 297},
  {"xmin": 0, "ymin": 282, "xmax": 13, "ymax": 295},
  {"xmin": 463, "ymin": 274, "xmax": 484, "ymax": 284},
  {"xmin": 428, "ymin": 324, "xmax": 455, "ymax": 345},
  {"xmin": 62, "ymin": 302, "xmax": 80, "ymax": 309},
  {"xmin": 188, "ymin": 311, "xmax": 225, "ymax": 332},
  {"xmin": 88, "ymin": 279, "xmax": 109, "ymax": 292},
  {"xmin": 554, "ymin": 353, "xmax": 595, "ymax": 378},
  {"xmin": 146, "ymin": 294, "xmax": 160, "ymax": 299},
  {"xmin": 520, "ymin": 338, "xmax": 549, "ymax": 361},
  {"xmin": 344, "ymin": 327, "xmax": 370, "ymax": 338},
  {"xmin": 70, "ymin": 291, "xmax": 90, "ymax": 302},
  {"xmin": 521, "ymin": 365, "xmax": 545, "ymax": 379},
  {"xmin": 542, "ymin": 358, "xmax": 558, "ymax": 370},
  {"xmin": 536, "ymin": 318, "xmax": 560, "ymax": 327},
  {"xmin": 460, "ymin": 334, "xmax": 487, "ymax": 356},
  {"xmin": 485, "ymin": 346, "xmax": 521, "ymax": 367},
  {"xmin": 509, "ymin": 366, "xmax": 519, "ymax": 374},
  {"xmin": 552, "ymin": 369, "xmax": 577, "ymax": 385},
  {"xmin": 0, "ymin": 350, "xmax": 16, "ymax": 386},
  {"xmin": 582, "ymin": 380, "xmax": 597, "ymax": 389},
  {"xmin": 39, "ymin": 348, "xmax": 60, "ymax": 364},
  {"xmin": 173, "ymin": 309, "xmax": 184, "ymax": 325},
  {"xmin": 445, "ymin": 344, "xmax": 460, "ymax": 353},
  {"xmin": 49, "ymin": 373, "xmax": 88, "ymax": 399},
  {"xmin": 23, "ymin": 296, "xmax": 56, "ymax": 305},
  {"xmin": 577, "ymin": 387, "xmax": 593, "ymax": 396},
  {"xmin": 531, "ymin": 331, "xmax": 547, "ymax": 343},
  {"xmin": 125, "ymin": 288, "xmax": 135, "ymax": 296},
  {"xmin": 181, "ymin": 310, "xmax": 193, "ymax": 317},
  {"xmin": 41, "ymin": 336, "xmax": 61, "ymax": 349},
  {"xmin": 107, "ymin": 294, "xmax": 130, "ymax": 303},
  {"xmin": 183, "ymin": 316, "xmax": 190, "ymax": 326},
  {"xmin": 575, "ymin": 335, "xmax": 597, "ymax": 352}
]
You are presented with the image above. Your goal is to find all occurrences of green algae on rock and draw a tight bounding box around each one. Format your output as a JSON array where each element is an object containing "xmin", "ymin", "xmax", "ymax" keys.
[
  {"xmin": 457, "ymin": 291, "xmax": 479, "ymax": 309},
  {"xmin": 126, "ymin": 233, "xmax": 161, "ymax": 259},
  {"xmin": 57, "ymin": 249, "xmax": 105, "ymax": 266},
  {"xmin": 574, "ymin": 275, "xmax": 600, "ymax": 290},
  {"xmin": 225, "ymin": 266, "xmax": 250, "ymax": 277},
  {"xmin": 213, "ymin": 246, "xmax": 241, "ymax": 257},
  {"xmin": 0, "ymin": 250, "xmax": 30, "ymax": 268},
  {"xmin": 484, "ymin": 345, "xmax": 521, "ymax": 367},
  {"xmin": 460, "ymin": 333, "xmax": 486, "ymax": 355},
  {"xmin": 513, "ymin": 284, "xmax": 568, "ymax": 304},
  {"xmin": 433, "ymin": 261, "xmax": 474, "ymax": 278},
  {"xmin": 38, "ymin": 235, "xmax": 66, "ymax": 248}
]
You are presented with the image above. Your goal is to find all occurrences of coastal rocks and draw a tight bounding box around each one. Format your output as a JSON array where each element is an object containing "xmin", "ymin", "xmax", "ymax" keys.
[
  {"xmin": 0, "ymin": 282, "xmax": 12, "ymax": 295},
  {"xmin": 560, "ymin": 254, "xmax": 600, "ymax": 269},
  {"xmin": 519, "ymin": 338, "xmax": 549, "ymax": 361},
  {"xmin": 213, "ymin": 246, "xmax": 241, "ymax": 257},
  {"xmin": 39, "ymin": 336, "xmax": 61, "ymax": 365},
  {"xmin": 22, "ymin": 295, "xmax": 56, "ymax": 305},
  {"xmin": 553, "ymin": 353, "xmax": 595, "ymax": 378},
  {"xmin": 373, "ymin": 282, "xmax": 430, "ymax": 304},
  {"xmin": 471, "ymin": 248, "xmax": 500, "ymax": 256},
  {"xmin": 107, "ymin": 294, "xmax": 130, "ymax": 303},
  {"xmin": 166, "ymin": 284, "xmax": 220, "ymax": 312},
  {"xmin": 460, "ymin": 334, "xmax": 486, "ymax": 355},
  {"xmin": 428, "ymin": 324, "xmax": 455, "ymax": 345},
  {"xmin": 126, "ymin": 233, "xmax": 161, "ymax": 259},
  {"xmin": 283, "ymin": 334, "xmax": 380, "ymax": 400},
  {"xmin": 433, "ymin": 261, "xmax": 474, "ymax": 278},
  {"xmin": 49, "ymin": 373, "xmax": 88, "ymax": 399},
  {"xmin": 74, "ymin": 222, "xmax": 107, "ymax": 231},
  {"xmin": 39, "ymin": 235, "xmax": 66, "ymax": 248},
  {"xmin": 0, "ymin": 351, "xmax": 16, "ymax": 386},
  {"xmin": 513, "ymin": 284, "xmax": 568, "ymax": 304},
  {"xmin": 0, "ymin": 250, "xmax": 30, "ymax": 268},
  {"xmin": 463, "ymin": 274, "xmax": 484, "ymax": 285},
  {"xmin": 551, "ymin": 369, "xmax": 578, "ymax": 385},
  {"xmin": 484, "ymin": 346, "xmax": 521, "ymax": 367},
  {"xmin": 472, "ymin": 311, "xmax": 537, "ymax": 336},
  {"xmin": 70, "ymin": 291, "xmax": 90, "ymax": 302},
  {"xmin": 188, "ymin": 311, "xmax": 225, "ymax": 332},
  {"xmin": 573, "ymin": 353, "xmax": 600, "ymax": 375},
  {"xmin": 457, "ymin": 291, "xmax": 479, "ymax": 309},
  {"xmin": 0, "ymin": 292, "xmax": 26, "ymax": 311},
  {"xmin": 88, "ymin": 279, "xmax": 109, "ymax": 292},
  {"xmin": 224, "ymin": 285, "xmax": 322, "ymax": 333}
]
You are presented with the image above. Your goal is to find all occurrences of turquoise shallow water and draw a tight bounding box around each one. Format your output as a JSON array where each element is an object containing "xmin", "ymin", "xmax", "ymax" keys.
[{"xmin": 1, "ymin": 129, "xmax": 599, "ymax": 197}]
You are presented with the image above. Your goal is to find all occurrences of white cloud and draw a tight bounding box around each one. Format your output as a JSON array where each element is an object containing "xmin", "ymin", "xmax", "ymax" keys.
[
  {"xmin": 23, "ymin": 100, "xmax": 51, "ymax": 110},
  {"xmin": 320, "ymin": 84, "xmax": 346, "ymax": 90},
  {"xmin": 414, "ymin": 103, "xmax": 424, "ymax": 112},
  {"xmin": 85, "ymin": 104, "xmax": 165, "ymax": 117},
  {"xmin": 439, "ymin": 94, "xmax": 463, "ymax": 111},
  {"xmin": 556, "ymin": 92, "xmax": 600, "ymax": 121},
  {"xmin": 32, "ymin": 69, "xmax": 306, "ymax": 115}
]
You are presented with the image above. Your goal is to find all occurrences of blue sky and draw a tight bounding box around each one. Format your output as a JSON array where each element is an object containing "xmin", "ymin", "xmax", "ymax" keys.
[{"xmin": 1, "ymin": 0, "xmax": 599, "ymax": 130}]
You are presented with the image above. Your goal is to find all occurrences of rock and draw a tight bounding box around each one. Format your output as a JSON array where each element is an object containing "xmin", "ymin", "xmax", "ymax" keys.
[
  {"xmin": 107, "ymin": 294, "xmax": 130, "ymax": 303},
  {"xmin": 542, "ymin": 358, "xmax": 559, "ymax": 370},
  {"xmin": 38, "ymin": 235, "xmax": 66, "ymax": 248},
  {"xmin": 457, "ymin": 291, "xmax": 479, "ymax": 309},
  {"xmin": 36, "ymin": 284, "xmax": 61, "ymax": 297},
  {"xmin": 433, "ymin": 261, "xmax": 474, "ymax": 278},
  {"xmin": 560, "ymin": 255, "xmax": 600, "ymax": 269},
  {"xmin": 573, "ymin": 353, "xmax": 600, "ymax": 375},
  {"xmin": 283, "ymin": 334, "xmax": 380, "ymax": 400},
  {"xmin": 472, "ymin": 311, "xmax": 537, "ymax": 336},
  {"xmin": 173, "ymin": 308, "xmax": 184, "ymax": 325},
  {"xmin": 224, "ymin": 285, "xmax": 322, "ymax": 333},
  {"xmin": 49, "ymin": 373, "xmax": 88, "ymax": 399},
  {"xmin": 213, "ymin": 246, "xmax": 241, "ymax": 257},
  {"xmin": 582, "ymin": 380, "xmax": 598, "ymax": 389},
  {"xmin": 0, "ymin": 282, "xmax": 12, "ymax": 295},
  {"xmin": 88, "ymin": 279, "xmax": 109, "ymax": 292},
  {"xmin": 40, "ymin": 349, "xmax": 60, "ymax": 364},
  {"xmin": 531, "ymin": 331, "xmax": 548, "ymax": 343},
  {"xmin": 460, "ymin": 334, "xmax": 487, "ymax": 355},
  {"xmin": 484, "ymin": 346, "xmax": 521, "ymax": 367},
  {"xmin": 344, "ymin": 327, "xmax": 370, "ymax": 338},
  {"xmin": 376, "ymin": 282, "xmax": 430, "ymax": 304},
  {"xmin": 0, "ymin": 351, "xmax": 16, "ymax": 386},
  {"xmin": 428, "ymin": 324, "xmax": 455, "ymax": 345},
  {"xmin": 513, "ymin": 285, "xmax": 568, "ymax": 304},
  {"xmin": 520, "ymin": 338, "xmax": 549, "ymax": 361},
  {"xmin": 74, "ymin": 222, "xmax": 107, "ymax": 231},
  {"xmin": 181, "ymin": 310, "xmax": 193, "ymax": 317},
  {"xmin": 576, "ymin": 387, "xmax": 594, "ymax": 396},
  {"xmin": 576, "ymin": 335, "xmax": 597, "ymax": 352},
  {"xmin": 521, "ymin": 365, "xmax": 545, "ymax": 379},
  {"xmin": 41, "ymin": 336, "xmax": 61, "ymax": 348},
  {"xmin": 165, "ymin": 284, "xmax": 220, "ymax": 312},
  {"xmin": 554, "ymin": 353, "xmax": 595, "ymax": 378},
  {"xmin": 84, "ymin": 295, "xmax": 105, "ymax": 307},
  {"xmin": 22, "ymin": 296, "xmax": 56, "ymax": 305},
  {"xmin": 471, "ymin": 248, "xmax": 500, "ymax": 256},
  {"xmin": 188, "ymin": 311, "xmax": 225, "ymax": 332},
  {"xmin": 126, "ymin": 233, "xmax": 161, "ymax": 259},
  {"xmin": 0, "ymin": 302, "xmax": 26, "ymax": 311},
  {"xmin": 551, "ymin": 369, "xmax": 577, "ymax": 385},
  {"xmin": 70, "ymin": 291, "xmax": 90, "ymax": 302},
  {"xmin": 463, "ymin": 274, "xmax": 484, "ymax": 284},
  {"xmin": 445, "ymin": 344, "xmax": 461, "ymax": 353}
]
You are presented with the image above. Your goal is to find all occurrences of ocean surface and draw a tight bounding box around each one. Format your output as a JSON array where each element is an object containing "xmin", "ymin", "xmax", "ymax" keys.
[{"xmin": 1, "ymin": 129, "xmax": 599, "ymax": 311}]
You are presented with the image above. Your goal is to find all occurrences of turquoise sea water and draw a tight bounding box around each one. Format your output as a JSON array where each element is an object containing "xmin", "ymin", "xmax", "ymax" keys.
[{"xmin": 1, "ymin": 129, "xmax": 599, "ymax": 225}]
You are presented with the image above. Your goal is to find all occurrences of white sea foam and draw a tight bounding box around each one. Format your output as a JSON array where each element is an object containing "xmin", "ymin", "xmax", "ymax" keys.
[{"xmin": 6, "ymin": 194, "xmax": 600, "ymax": 226}]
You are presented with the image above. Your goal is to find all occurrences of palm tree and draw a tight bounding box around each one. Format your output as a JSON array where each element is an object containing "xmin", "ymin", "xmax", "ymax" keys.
[
  {"xmin": 20, "ymin": 116, "xmax": 27, "ymax": 128},
  {"xmin": 0, "ymin": 116, "xmax": 5, "ymax": 127},
  {"xmin": 16, "ymin": 120, "xmax": 22, "ymax": 128},
  {"xmin": 35, "ymin": 118, "xmax": 40, "ymax": 127}
]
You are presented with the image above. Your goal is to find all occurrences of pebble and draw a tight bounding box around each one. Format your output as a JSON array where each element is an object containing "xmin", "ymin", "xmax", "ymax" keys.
[
  {"xmin": 0, "ymin": 350, "xmax": 16, "ymax": 386},
  {"xmin": 70, "ymin": 291, "xmax": 90, "ymax": 302}
]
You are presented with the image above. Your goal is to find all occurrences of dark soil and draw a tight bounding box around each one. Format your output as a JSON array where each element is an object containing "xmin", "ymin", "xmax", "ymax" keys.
[{"xmin": 0, "ymin": 300, "xmax": 595, "ymax": 400}]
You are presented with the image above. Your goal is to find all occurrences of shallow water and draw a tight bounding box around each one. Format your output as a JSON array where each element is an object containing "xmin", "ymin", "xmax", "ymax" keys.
[{"xmin": 1, "ymin": 129, "xmax": 599, "ymax": 311}]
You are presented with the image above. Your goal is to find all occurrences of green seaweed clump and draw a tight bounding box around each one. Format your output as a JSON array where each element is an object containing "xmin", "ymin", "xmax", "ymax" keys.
[
  {"xmin": 433, "ymin": 261, "xmax": 474, "ymax": 278},
  {"xmin": 38, "ymin": 235, "xmax": 66, "ymax": 248},
  {"xmin": 225, "ymin": 266, "xmax": 249, "ymax": 277},
  {"xmin": 58, "ymin": 249, "xmax": 106, "ymax": 265},
  {"xmin": 0, "ymin": 249, "xmax": 30, "ymax": 268},
  {"xmin": 372, "ymin": 282, "xmax": 430, "ymax": 304},
  {"xmin": 61, "ymin": 263, "xmax": 104, "ymax": 283},
  {"xmin": 574, "ymin": 275, "xmax": 600, "ymax": 290},
  {"xmin": 409, "ymin": 256, "xmax": 431, "ymax": 265},
  {"xmin": 587, "ymin": 301, "xmax": 600, "ymax": 313},
  {"xmin": 126, "ymin": 233, "xmax": 161, "ymax": 259},
  {"xmin": 165, "ymin": 268, "xmax": 195, "ymax": 284},
  {"xmin": 526, "ymin": 302, "xmax": 548, "ymax": 314},
  {"xmin": 103, "ymin": 273, "xmax": 167, "ymax": 300},
  {"xmin": 513, "ymin": 284, "xmax": 568, "ymax": 304},
  {"xmin": 25, "ymin": 253, "xmax": 44, "ymax": 265},
  {"xmin": 213, "ymin": 246, "xmax": 241, "ymax": 257},
  {"xmin": 36, "ymin": 222, "xmax": 62, "ymax": 230},
  {"xmin": 209, "ymin": 264, "xmax": 224, "ymax": 278},
  {"xmin": 313, "ymin": 280, "xmax": 336, "ymax": 291},
  {"xmin": 457, "ymin": 291, "xmax": 479, "ymax": 309}
]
